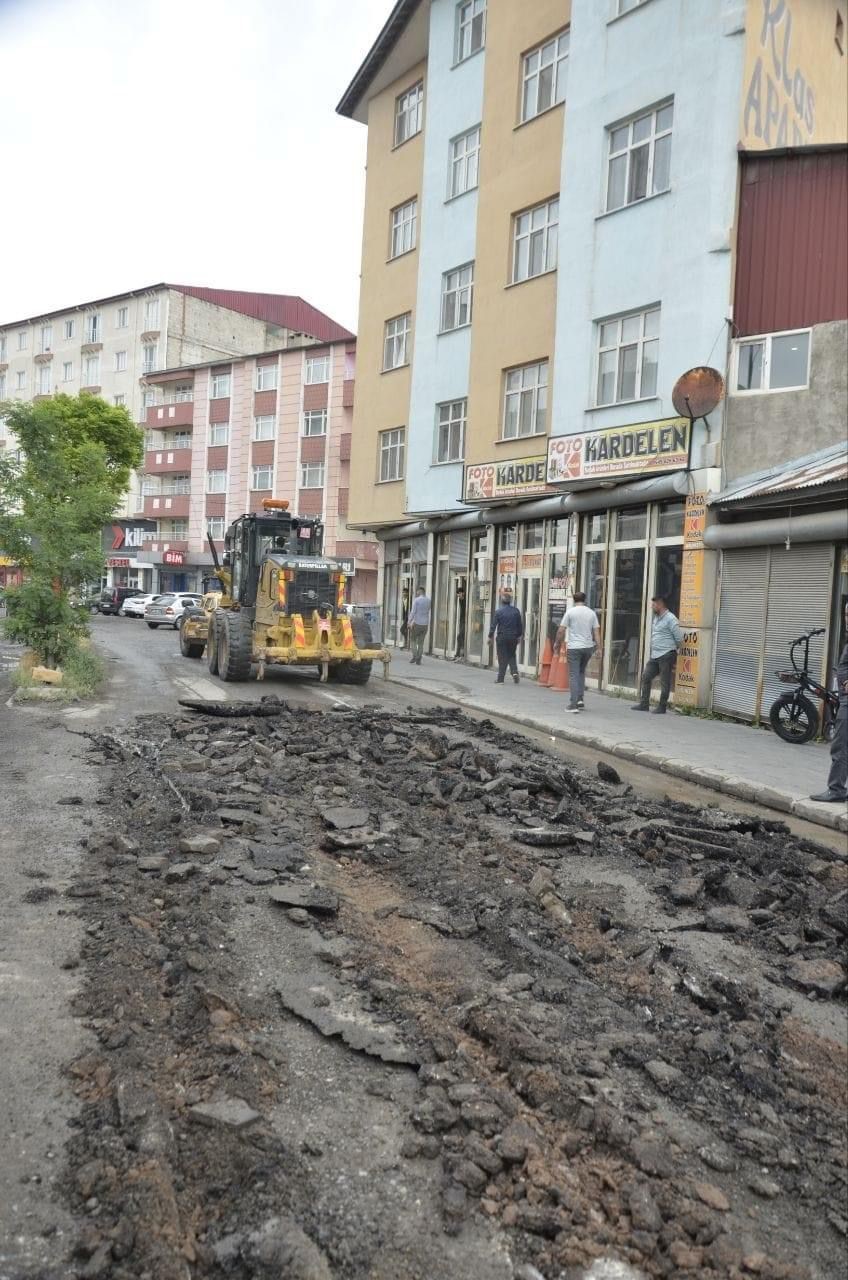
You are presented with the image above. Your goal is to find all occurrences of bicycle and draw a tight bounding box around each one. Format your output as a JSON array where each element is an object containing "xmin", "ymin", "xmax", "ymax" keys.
[{"xmin": 769, "ymin": 627, "xmax": 839, "ymax": 745}]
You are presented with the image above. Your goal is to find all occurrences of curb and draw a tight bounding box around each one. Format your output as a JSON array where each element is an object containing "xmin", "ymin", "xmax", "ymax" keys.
[{"xmin": 387, "ymin": 672, "xmax": 848, "ymax": 836}]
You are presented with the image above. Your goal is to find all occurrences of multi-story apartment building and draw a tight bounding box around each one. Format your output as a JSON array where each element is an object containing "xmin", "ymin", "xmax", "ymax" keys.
[
  {"xmin": 133, "ymin": 338, "xmax": 378, "ymax": 602},
  {"xmin": 338, "ymin": 0, "xmax": 847, "ymax": 709}
]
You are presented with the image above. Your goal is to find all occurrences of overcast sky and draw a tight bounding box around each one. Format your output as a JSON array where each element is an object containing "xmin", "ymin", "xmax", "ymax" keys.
[{"xmin": 0, "ymin": 0, "xmax": 389, "ymax": 332}]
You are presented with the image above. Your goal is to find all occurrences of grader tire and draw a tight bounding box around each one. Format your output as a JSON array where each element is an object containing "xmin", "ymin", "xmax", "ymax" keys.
[
  {"xmin": 179, "ymin": 618, "xmax": 205, "ymax": 660},
  {"xmin": 206, "ymin": 612, "xmax": 220, "ymax": 675},
  {"xmin": 331, "ymin": 616, "xmax": 374, "ymax": 686},
  {"xmin": 217, "ymin": 610, "xmax": 253, "ymax": 682}
]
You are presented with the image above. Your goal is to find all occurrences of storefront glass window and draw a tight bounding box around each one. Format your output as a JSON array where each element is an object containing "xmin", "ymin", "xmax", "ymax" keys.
[
  {"xmin": 468, "ymin": 533, "xmax": 487, "ymax": 662},
  {"xmin": 657, "ymin": 501, "xmax": 685, "ymax": 539},
  {"xmin": 546, "ymin": 551, "xmax": 570, "ymax": 645},
  {"xmin": 434, "ymin": 558, "xmax": 450, "ymax": 652},
  {"xmin": 500, "ymin": 525, "xmax": 518, "ymax": 551},
  {"xmin": 609, "ymin": 547, "xmax": 645, "ymax": 686},
  {"xmin": 521, "ymin": 521, "xmax": 545, "ymax": 550},
  {"xmin": 519, "ymin": 577, "xmax": 542, "ymax": 669},
  {"xmin": 616, "ymin": 505, "xmax": 647, "ymax": 541},
  {"xmin": 654, "ymin": 544, "xmax": 683, "ymax": 617},
  {"xmin": 583, "ymin": 547, "xmax": 607, "ymax": 681},
  {"xmin": 585, "ymin": 513, "xmax": 607, "ymax": 545},
  {"xmin": 549, "ymin": 518, "xmax": 570, "ymax": 547}
]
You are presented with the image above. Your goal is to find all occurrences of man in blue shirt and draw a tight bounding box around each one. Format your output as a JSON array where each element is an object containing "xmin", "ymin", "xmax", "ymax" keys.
[
  {"xmin": 407, "ymin": 587, "xmax": 431, "ymax": 665},
  {"xmin": 631, "ymin": 594, "xmax": 684, "ymax": 714},
  {"xmin": 489, "ymin": 587, "xmax": 523, "ymax": 684}
]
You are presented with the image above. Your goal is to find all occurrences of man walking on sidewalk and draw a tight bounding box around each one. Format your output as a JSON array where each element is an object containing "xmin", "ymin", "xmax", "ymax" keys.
[
  {"xmin": 407, "ymin": 587, "xmax": 431, "ymax": 665},
  {"xmin": 489, "ymin": 588, "xmax": 523, "ymax": 685},
  {"xmin": 631, "ymin": 594, "xmax": 683, "ymax": 714},
  {"xmin": 553, "ymin": 591, "xmax": 601, "ymax": 713},
  {"xmin": 810, "ymin": 602, "xmax": 848, "ymax": 803}
]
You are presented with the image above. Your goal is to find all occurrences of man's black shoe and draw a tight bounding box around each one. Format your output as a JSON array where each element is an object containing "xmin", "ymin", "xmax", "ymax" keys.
[
  {"xmin": 809, "ymin": 790, "xmax": 848, "ymax": 803},
  {"xmin": 651, "ymin": 707, "xmax": 667, "ymax": 714},
  {"xmin": 631, "ymin": 704, "xmax": 649, "ymax": 711}
]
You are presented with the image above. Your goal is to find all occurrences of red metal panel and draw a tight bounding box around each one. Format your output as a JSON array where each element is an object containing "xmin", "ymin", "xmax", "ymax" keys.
[
  {"xmin": 146, "ymin": 401, "xmax": 194, "ymax": 429},
  {"xmin": 209, "ymin": 397, "xmax": 230, "ymax": 424},
  {"xmin": 206, "ymin": 445, "xmax": 229, "ymax": 469},
  {"xmin": 251, "ymin": 441, "xmax": 275, "ymax": 466},
  {"xmin": 205, "ymin": 495, "xmax": 226, "ymax": 517},
  {"xmin": 143, "ymin": 495, "xmax": 190, "ymax": 519},
  {"xmin": 337, "ymin": 488, "xmax": 350, "ymax": 517},
  {"xmin": 342, "ymin": 378, "xmax": 355, "ymax": 408},
  {"xmin": 300, "ymin": 436, "xmax": 326, "ymax": 463},
  {"xmin": 303, "ymin": 383, "xmax": 328, "ymax": 411},
  {"xmin": 735, "ymin": 150, "xmax": 848, "ymax": 336},
  {"xmin": 339, "ymin": 432, "xmax": 352, "ymax": 462},
  {"xmin": 254, "ymin": 389, "xmax": 277, "ymax": 416},
  {"xmin": 145, "ymin": 448, "xmax": 193, "ymax": 475},
  {"xmin": 298, "ymin": 488, "xmax": 324, "ymax": 516}
]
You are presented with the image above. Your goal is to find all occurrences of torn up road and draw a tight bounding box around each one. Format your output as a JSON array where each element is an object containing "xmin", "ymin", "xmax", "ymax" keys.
[{"xmin": 48, "ymin": 701, "xmax": 848, "ymax": 1276}]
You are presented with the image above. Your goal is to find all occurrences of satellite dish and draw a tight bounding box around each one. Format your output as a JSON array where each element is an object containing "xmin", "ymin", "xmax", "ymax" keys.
[{"xmin": 672, "ymin": 366, "xmax": 725, "ymax": 420}]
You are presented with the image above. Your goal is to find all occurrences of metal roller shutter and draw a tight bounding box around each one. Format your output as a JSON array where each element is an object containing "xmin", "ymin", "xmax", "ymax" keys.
[
  {"xmin": 449, "ymin": 530, "xmax": 470, "ymax": 569},
  {"xmin": 713, "ymin": 548, "xmax": 768, "ymax": 718},
  {"xmin": 760, "ymin": 544, "xmax": 833, "ymax": 716},
  {"xmin": 410, "ymin": 535, "xmax": 428, "ymax": 564}
]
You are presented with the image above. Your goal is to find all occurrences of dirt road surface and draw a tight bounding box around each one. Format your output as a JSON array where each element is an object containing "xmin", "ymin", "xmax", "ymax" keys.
[{"xmin": 1, "ymin": 617, "xmax": 845, "ymax": 1280}]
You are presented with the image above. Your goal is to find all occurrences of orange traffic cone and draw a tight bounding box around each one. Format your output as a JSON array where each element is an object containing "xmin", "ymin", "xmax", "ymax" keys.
[
  {"xmin": 545, "ymin": 649, "xmax": 561, "ymax": 690},
  {"xmin": 538, "ymin": 637, "xmax": 553, "ymax": 686},
  {"xmin": 549, "ymin": 645, "xmax": 570, "ymax": 693}
]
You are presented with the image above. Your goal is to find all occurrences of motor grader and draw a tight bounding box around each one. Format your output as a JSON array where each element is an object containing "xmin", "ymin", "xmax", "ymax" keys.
[{"xmin": 181, "ymin": 498, "xmax": 388, "ymax": 685}]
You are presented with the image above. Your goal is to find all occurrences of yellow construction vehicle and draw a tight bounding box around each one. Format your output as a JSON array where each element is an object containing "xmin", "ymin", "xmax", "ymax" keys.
[
  {"xmin": 192, "ymin": 499, "xmax": 388, "ymax": 685},
  {"xmin": 178, "ymin": 583, "xmax": 222, "ymax": 659}
]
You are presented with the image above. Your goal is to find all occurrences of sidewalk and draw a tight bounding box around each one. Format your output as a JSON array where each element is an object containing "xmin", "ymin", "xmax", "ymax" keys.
[{"xmin": 384, "ymin": 648, "xmax": 847, "ymax": 834}]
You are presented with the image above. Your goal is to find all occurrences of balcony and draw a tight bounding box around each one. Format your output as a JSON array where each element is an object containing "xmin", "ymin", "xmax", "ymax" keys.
[
  {"xmin": 142, "ymin": 494, "xmax": 190, "ymax": 519},
  {"xmin": 146, "ymin": 401, "xmax": 194, "ymax": 429},
  {"xmin": 34, "ymin": 350, "xmax": 53, "ymax": 363},
  {"xmin": 145, "ymin": 447, "xmax": 192, "ymax": 474}
]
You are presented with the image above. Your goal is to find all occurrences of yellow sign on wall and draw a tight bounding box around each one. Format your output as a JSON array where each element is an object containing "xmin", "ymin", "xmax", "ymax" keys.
[{"xmin": 675, "ymin": 628, "xmax": 701, "ymax": 707}]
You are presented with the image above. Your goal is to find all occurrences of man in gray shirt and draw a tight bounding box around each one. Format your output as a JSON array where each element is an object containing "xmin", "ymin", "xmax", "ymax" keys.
[
  {"xmin": 407, "ymin": 587, "xmax": 431, "ymax": 665},
  {"xmin": 631, "ymin": 594, "xmax": 684, "ymax": 714},
  {"xmin": 553, "ymin": 591, "xmax": 601, "ymax": 713}
]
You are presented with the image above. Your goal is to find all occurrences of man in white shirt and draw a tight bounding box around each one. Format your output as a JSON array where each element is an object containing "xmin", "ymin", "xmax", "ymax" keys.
[{"xmin": 553, "ymin": 592, "xmax": 601, "ymax": 713}]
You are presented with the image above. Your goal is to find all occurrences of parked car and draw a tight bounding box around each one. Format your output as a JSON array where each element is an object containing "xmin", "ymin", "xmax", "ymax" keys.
[
  {"xmin": 145, "ymin": 593, "xmax": 203, "ymax": 629},
  {"xmin": 122, "ymin": 592, "xmax": 164, "ymax": 618},
  {"xmin": 99, "ymin": 587, "xmax": 143, "ymax": 615}
]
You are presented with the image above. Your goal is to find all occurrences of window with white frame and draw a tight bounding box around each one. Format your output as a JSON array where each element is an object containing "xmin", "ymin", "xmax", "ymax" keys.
[
  {"xmin": 440, "ymin": 263, "xmax": 474, "ymax": 331},
  {"xmin": 163, "ymin": 474, "xmax": 191, "ymax": 495},
  {"xmin": 305, "ymin": 354, "xmax": 330, "ymax": 384},
  {"xmin": 170, "ymin": 383, "xmax": 193, "ymax": 402},
  {"xmin": 456, "ymin": 0, "xmax": 485, "ymax": 62},
  {"xmin": 38, "ymin": 364, "xmax": 52, "ymax": 395},
  {"xmin": 300, "ymin": 462, "xmax": 325, "ymax": 488},
  {"xmin": 143, "ymin": 388, "xmax": 155, "ymax": 408},
  {"xmin": 62, "ymin": 361, "xmax": 73, "ymax": 381},
  {"xmin": 395, "ymin": 81, "xmax": 424, "ymax": 146},
  {"xmin": 383, "ymin": 313, "xmax": 412, "ymax": 370},
  {"xmin": 211, "ymin": 372, "xmax": 231, "ymax": 398},
  {"xmin": 613, "ymin": 0, "xmax": 649, "ymax": 15},
  {"xmin": 733, "ymin": 329, "xmax": 811, "ymax": 393},
  {"xmin": 521, "ymin": 29, "xmax": 569, "ymax": 123},
  {"xmin": 0, "ymin": 374, "xmax": 5, "ymax": 398},
  {"xmin": 209, "ymin": 421, "xmax": 230, "ymax": 446},
  {"xmin": 115, "ymin": 350, "xmax": 127, "ymax": 372},
  {"xmin": 164, "ymin": 430, "xmax": 191, "ymax": 449},
  {"xmin": 596, "ymin": 306, "xmax": 660, "ymax": 405},
  {"xmin": 206, "ymin": 469, "xmax": 227, "ymax": 493},
  {"xmin": 207, "ymin": 516, "xmax": 226, "ymax": 541},
  {"xmin": 114, "ymin": 394, "xmax": 126, "ymax": 406},
  {"xmin": 606, "ymin": 101, "xmax": 673, "ymax": 212},
  {"xmin": 251, "ymin": 464, "xmax": 273, "ymax": 490},
  {"xmin": 16, "ymin": 370, "xmax": 27, "ymax": 390},
  {"xmin": 512, "ymin": 198, "xmax": 558, "ymax": 282},
  {"xmin": 142, "ymin": 343, "xmax": 158, "ymax": 373},
  {"xmin": 303, "ymin": 409, "xmax": 327, "ymax": 436},
  {"xmin": 85, "ymin": 314, "xmax": 101, "ymax": 343},
  {"xmin": 379, "ymin": 427, "xmax": 405, "ymax": 482},
  {"xmin": 40, "ymin": 324, "xmax": 53, "ymax": 352},
  {"xmin": 63, "ymin": 318, "xmax": 75, "ymax": 340},
  {"xmin": 161, "ymin": 518, "xmax": 188, "ymax": 538},
  {"xmin": 84, "ymin": 355, "xmax": 100, "ymax": 385},
  {"xmin": 18, "ymin": 330, "xmax": 28, "ymax": 351},
  {"xmin": 144, "ymin": 298, "xmax": 160, "ymax": 329},
  {"xmin": 448, "ymin": 125, "xmax": 480, "ymax": 199},
  {"xmin": 502, "ymin": 361, "xmax": 548, "ymax": 439},
  {"xmin": 253, "ymin": 414, "xmax": 276, "ymax": 441},
  {"xmin": 390, "ymin": 199, "xmax": 417, "ymax": 258},
  {"xmin": 256, "ymin": 363, "xmax": 278, "ymax": 391},
  {"xmin": 435, "ymin": 399, "xmax": 466, "ymax": 463},
  {"xmin": 115, "ymin": 306, "xmax": 128, "ymax": 329}
]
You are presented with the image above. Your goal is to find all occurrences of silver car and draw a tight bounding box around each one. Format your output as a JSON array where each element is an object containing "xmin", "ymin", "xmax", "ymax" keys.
[{"xmin": 145, "ymin": 593, "xmax": 202, "ymax": 629}]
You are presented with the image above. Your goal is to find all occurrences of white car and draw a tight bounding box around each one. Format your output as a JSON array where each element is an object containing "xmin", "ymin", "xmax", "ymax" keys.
[
  {"xmin": 145, "ymin": 593, "xmax": 203, "ymax": 629},
  {"xmin": 121, "ymin": 592, "xmax": 163, "ymax": 618}
]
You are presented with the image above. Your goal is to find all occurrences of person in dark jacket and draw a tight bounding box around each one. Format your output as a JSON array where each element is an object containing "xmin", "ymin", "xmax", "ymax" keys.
[
  {"xmin": 810, "ymin": 600, "xmax": 848, "ymax": 803},
  {"xmin": 489, "ymin": 587, "xmax": 523, "ymax": 685}
]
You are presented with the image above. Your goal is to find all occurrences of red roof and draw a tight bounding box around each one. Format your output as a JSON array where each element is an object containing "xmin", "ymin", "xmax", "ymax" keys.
[{"xmin": 169, "ymin": 285, "xmax": 354, "ymax": 343}]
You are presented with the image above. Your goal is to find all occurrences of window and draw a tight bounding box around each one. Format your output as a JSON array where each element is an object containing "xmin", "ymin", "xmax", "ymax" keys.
[
  {"xmin": 613, "ymin": 0, "xmax": 649, "ymax": 15},
  {"xmin": 390, "ymin": 199, "xmax": 417, "ymax": 258},
  {"xmin": 435, "ymin": 399, "xmax": 466, "ymax": 463},
  {"xmin": 170, "ymin": 383, "xmax": 193, "ymax": 403},
  {"xmin": 163, "ymin": 474, "xmax": 190, "ymax": 495},
  {"xmin": 114, "ymin": 394, "xmax": 126, "ymax": 407},
  {"xmin": 143, "ymin": 388, "xmax": 155, "ymax": 408},
  {"xmin": 115, "ymin": 306, "xmax": 128, "ymax": 329},
  {"xmin": 383, "ymin": 313, "xmax": 412, "ymax": 370},
  {"xmin": 395, "ymin": 81, "xmax": 424, "ymax": 146},
  {"xmin": 209, "ymin": 421, "xmax": 230, "ymax": 446},
  {"xmin": 305, "ymin": 355, "xmax": 329, "ymax": 384},
  {"xmin": 253, "ymin": 414, "xmax": 276, "ymax": 440},
  {"xmin": 256, "ymin": 363, "xmax": 278, "ymax": 391},
  {"xmin": 379, "ymin": 427, "xmax": 406, "ymax": 482},
  {"xmin": 606, "ymin": 101, "xmax": 673, "ymax": 212},
  {"xmin": 144, "ymin": 298, "xmax": 160, "ymax": 329},
  {"xmin": 0, "ymin": 374, "xmax": 5, "ymax": 398},
  {"xmin": 502, "ymin": 361, "xmax": 548, "ymax": 439},
  {"xmin": 115, "ymin": 350, "xmax": 127, "ymax": 372},
  {"xmin": 164, "ymin": 430, "xmax": 191, "ymax": 449},
  {"xmin": 161, "ymin": 518, "xmax": 188, "ymax": 538},
  {"xmin": 303, "ymin": 409, "xmax": 327, "ymax": 436},
  {"xmin": 734, "ymin": 330, "xmax": 811, "ymax": 393},
  {"xmin": 521, "ymin": 29, "xmax": 569, "ymax": 122},
  {"xmin": 448, "ymin": 125, "xmax": 480, "ymax": 198},
  {"xmin": 300, "ymin": 462, "xmax": 325, "ymax": 488},
  {"xmin": 84, "ymin": 355, "xmax": 100, "ymax": 385},
  {"xmin": 142, "ymin": 343, "xmax": 158, "ymax": 373},
  {"xmin": 596, "ymin": 306, "xmax": 660, "ymax": 405},
  {"xmin": 211, "ymin": 372, "xmax": 231, "ymax": 398},
  {"xmin": 63, "ymin": 319, "xmax": 75, "ymax": 340},
  {"xmin": 206, "ymin": 469, "xmax": 227, "ymax": 493},
  {"xmin": 440, "ymin": 263, "xmax": 474, "ymax": 331},
  {"xmin": 40, "ymin": 324, "xmax": 53, "ymax": 352},
  {"xmin": 456, "ymin": 0, "xmax": 486, "ymax": 62},
  {"xmin": 207, "ymin": 516, "xmax": 226, "ymax": 540},
  {"xmin": 62, "ymin": 361, "xmax": 73, "ymax": 381},
  {"xmin": 16, "ymin": 371, "xmax": 27, "ymax": 390},
  {"xmin": 0, "ymin": 335, "xmax": 5, "ymax": 361},
  {"xmin": 18, "ymin": 330, "xmax": 28, "ymax": 351},
  {"xmin": 85, "ymin": 314, "xmax": 101, "ymax": 343},
  {"xmin": 38, "ymin": 365, "xmax": 52, "ymax": 395},
  {"xmin": 512, "ymin": 198, "xmax": 558, "ymax": 282},
  {"xmin": 251, "ymin": 464, "xmax": 273, "ymax": 490}
]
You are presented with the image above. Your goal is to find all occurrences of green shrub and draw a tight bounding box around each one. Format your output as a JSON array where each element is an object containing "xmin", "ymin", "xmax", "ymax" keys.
[
  {"xmin": 2, "ymin": 580, "xmax": 88, "ymax": 667},
  {"xmin": 62, "ymin": 644, "xmax": 106, "ymax": 697}
]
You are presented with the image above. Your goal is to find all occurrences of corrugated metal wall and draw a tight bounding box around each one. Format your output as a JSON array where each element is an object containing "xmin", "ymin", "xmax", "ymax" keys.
[{"xmin": 735, "ymin": 149, "xmax": 848, "ymax": 336}]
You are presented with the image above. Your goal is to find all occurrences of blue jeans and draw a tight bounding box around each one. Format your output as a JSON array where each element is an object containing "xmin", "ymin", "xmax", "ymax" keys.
[{"xmin": 567, "ymin": 647, "xmax": 593, "ymax": 707}]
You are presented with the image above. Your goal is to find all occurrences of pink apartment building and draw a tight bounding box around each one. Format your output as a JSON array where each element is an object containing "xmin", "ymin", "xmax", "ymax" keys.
[{"xmin": 136, "ymin": 338, "xmax": 378, "ymax": 602}]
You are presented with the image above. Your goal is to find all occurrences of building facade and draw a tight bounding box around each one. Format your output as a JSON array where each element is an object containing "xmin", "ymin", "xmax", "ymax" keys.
[
  {"xmin": 338, "ymin": 0, "xmax": 847, "ymax": 709},
  {"xmin": 133, "ymin": 340, "xmax": 378, "ymax": 602}
]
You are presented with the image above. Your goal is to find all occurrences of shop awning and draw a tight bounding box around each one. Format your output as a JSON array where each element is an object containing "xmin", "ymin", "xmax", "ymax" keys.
[{"xmin": 709, "ymin": 442, "xmax": 847, "ymax": 511}]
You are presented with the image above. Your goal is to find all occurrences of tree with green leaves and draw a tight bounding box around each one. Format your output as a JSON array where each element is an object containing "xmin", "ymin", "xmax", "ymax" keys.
[{"xmin": 0, "ymin": 393, "xmax": 143, "ymax": 665}]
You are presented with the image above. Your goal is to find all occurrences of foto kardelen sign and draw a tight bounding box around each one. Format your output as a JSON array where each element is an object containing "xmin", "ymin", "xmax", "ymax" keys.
[
  {"xmin": 464, "ymin": 455, "xmax": 551, "ymax": 502},
  {"xmin": 547, "ymin": 417, "xmax": 691, "ymax": 484}
]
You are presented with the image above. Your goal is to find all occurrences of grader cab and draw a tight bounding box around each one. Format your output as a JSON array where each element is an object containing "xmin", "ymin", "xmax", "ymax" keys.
[{"xmin": 194, "ymin": 499, "xmax": 388, "ymax": 685}]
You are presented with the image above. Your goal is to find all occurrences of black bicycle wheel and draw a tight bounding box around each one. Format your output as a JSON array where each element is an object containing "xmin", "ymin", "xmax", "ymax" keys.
[{"xmin": 769, "ymin": 692, "xmax": 818, "ymax": 744}]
